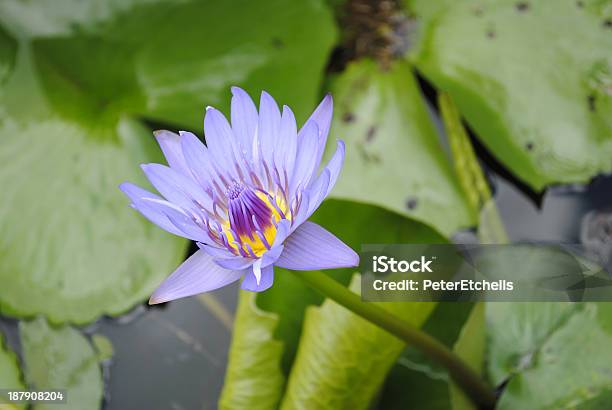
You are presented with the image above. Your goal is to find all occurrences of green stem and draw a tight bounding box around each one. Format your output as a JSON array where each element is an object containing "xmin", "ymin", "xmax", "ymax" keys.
[{"xmin": 291, "ymin": 269, "xmax": 497, "ymax": 410}]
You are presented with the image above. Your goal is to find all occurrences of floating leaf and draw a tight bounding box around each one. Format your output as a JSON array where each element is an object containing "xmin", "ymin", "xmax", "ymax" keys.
[
  {"xmin": 325, "ymin": 59, "xmax": 475, "ymax": 236},
  {"xmin": 0, "ymin": 115, "xmax": 186, "ymax": 323},
  {"xmin": 19, "ymin": 317, "xmax": 103, "ymax": 410},
  {"xmin": 0, "ymin": 0, "xmax": 337, "ymax": 127},
  {"xmin": 411, "ymin": 0, "xmax": 612, "ymax": 190},
  {"xmin": 488, "ymin": 303, "xmax": 612, "ymax": 409}
]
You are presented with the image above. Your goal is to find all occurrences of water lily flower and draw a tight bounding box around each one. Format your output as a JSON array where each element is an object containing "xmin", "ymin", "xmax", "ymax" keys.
[{"xmin": 120, "ymin": 87, "xmax": 359, "ymax": 304}]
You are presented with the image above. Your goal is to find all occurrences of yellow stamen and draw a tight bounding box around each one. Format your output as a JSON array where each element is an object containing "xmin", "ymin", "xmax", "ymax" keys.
[{"xmin": 222, "ymin": 192, "xmax": 290, "ymax": 257}]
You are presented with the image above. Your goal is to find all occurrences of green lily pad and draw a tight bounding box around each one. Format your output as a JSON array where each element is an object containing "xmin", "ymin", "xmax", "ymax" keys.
[
  {"xmin": 0, "ymin": 114, "xmax": 186, "ymax": 324},
  {"xmin": 411, "ymin": 0, "xmax": 612, "ymax": 190},
  {"xmin": 0, "ymin": 0, "xmax": 336, "ymax": 323},
  {"xmin": 19, "ymin": 317, "xmax": 103, "ymax": 410},
  {"xmin": 325, "ymin": 59, "xmax": 475, "ymax": 237},
  {"xmin": 488, "ymin": 303, "xmax": 612, "ymax": 409},
  {"xmin": 220, "ymin": 199, "xmax": 446, "ymax": 409},
  {"xmin": 0, "ymin": 0, "xmax": 337, "ymax": 127},
  {"xmin": 0, "ymin": 331, "xmax": 25, "ymax": 410}
]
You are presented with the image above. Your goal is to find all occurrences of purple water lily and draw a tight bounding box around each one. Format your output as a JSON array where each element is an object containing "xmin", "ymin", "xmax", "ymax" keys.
[{"xmin": 120, "ymin": 87, "xmax": 358, "ymax": 304}]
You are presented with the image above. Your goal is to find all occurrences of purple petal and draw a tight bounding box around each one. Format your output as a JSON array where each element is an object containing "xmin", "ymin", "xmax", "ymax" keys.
[
  {"xmin": 149, "ymin": 250, "xmax": 244, "ymax": 304},
  {"xmin": 258, "ymin": 91, "xmax": 282, "ymax": 167},
  {"xmin": 290, "ymin": 120, "xmax": 319, "ymax": 196},
  {"xmin": 215, "ymin": 256, "xmax": 255, "ymax": 270},
  {"xmin": 276, "ymin": 221, "xmax": 359, "ymax": 270},
  {"xmin": 204, "ymin": 107, "xmax": 244, "ymax": 179},
  {"xmin": 302, "ymin": 140, "xmax": 345, "ymax": 218},
  {"xmin": 321, "ymin": 140, "xmax": 345, "ymax": 196},
  {"xmin": 197, "ymin": 242, "xmax": 235, "ymax": 259},
  {"xmin": 144, "ymin": 198, "xmax": 214, "ymax": 244},
  {"xmin": 119, "ymin": 182, "xmax": 183, "ymax": 237},
  {"xmin": 306, "ymin": 169, "xmax": 330, "ymax": 218},
  {"xmin": 241, "ymin": 261, "xmax": 274, "ymax": 292},
  {"xmin": 140, "ymin": 163, "xmax": 213, "ymax": 213},
  {"xmin": 272, "ymin": 219, "xmax": 291, "ymax": 247},
  {"xmin": 179, "ymin": 131, "xmax": 218, "ymax": 189},
  {"xmin": 261, "ymin": 243, "xmax": 284, "ymax": 267},
  {"xmin": 153, "ymin": 130, "xmax": 191, "ymax": 177},
  {"xmin": 308, "ymin": 93, "xmax": 333, "ymax": 143},
  {"xmin": 290, "ymin": 189, "xmax": 311, "ymax": 229},
  {"xmin": 231, "ymin": 86, "xmax": 258, "ymax": 156},
  {"xmin": 120, "ymin": 181, "xmax": 158, "ymax": 203},
  {"xmin": 306, "ymin": 93, "xmax": 333, "ymax": 167},
  {"xmin": 275, "ymin": 105, "xmax": 298, "ymax": 176},
  {"xmin": 251, "ymin": 121, "xmax": 265, "ymax": 185}
]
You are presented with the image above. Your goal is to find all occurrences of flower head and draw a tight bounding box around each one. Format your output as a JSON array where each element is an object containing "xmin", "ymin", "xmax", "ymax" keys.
[{"xmin": 120, "ymin": 87, "xmax": 358, "ymax": 304}]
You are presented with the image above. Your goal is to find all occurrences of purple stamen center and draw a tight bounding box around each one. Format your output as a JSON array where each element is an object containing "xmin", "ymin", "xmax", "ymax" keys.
[
  {"xmin": 226, "ymin": 182, "xmax": 245, "ymax": 200},
  {"xmin": 226, "ymin": 182, "xmax": 272, "ymax": 239}
]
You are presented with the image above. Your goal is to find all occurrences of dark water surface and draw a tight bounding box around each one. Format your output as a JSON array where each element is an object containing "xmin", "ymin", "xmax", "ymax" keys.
[{"xmin": 97, "ymin": 282, "xmax": 240, "ymax": 410}]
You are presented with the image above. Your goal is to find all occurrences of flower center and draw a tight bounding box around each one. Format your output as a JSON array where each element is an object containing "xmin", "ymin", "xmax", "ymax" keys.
[
  {"xmin": 226, "ymin": 182, "xmax": 245, "ymax": 201},
  {"xmin": 222, "ymin": 183, "xmax": 288, "ymax": 257},
  {"xmin": 227, "ymin": 183, "xmax": 272, "ymax": 239}
]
